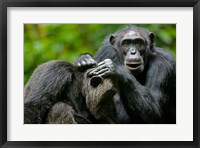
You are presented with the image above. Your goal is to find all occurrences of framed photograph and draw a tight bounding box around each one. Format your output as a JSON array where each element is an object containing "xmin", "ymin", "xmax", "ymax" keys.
[{"xmin": 0, "ymin": 0, "xmax": 199, "ymax": 148}]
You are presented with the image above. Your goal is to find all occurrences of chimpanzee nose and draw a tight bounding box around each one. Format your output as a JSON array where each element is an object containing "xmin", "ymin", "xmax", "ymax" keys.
[{"xmin": 130, "ymin": 49, "xmax": 136, "ymax": 55}]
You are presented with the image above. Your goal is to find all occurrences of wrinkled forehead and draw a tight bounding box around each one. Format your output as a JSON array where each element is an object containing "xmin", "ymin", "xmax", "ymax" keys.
[{"xmin": 123, "ymin": 30, "xmax": 141, "ymax": 38}]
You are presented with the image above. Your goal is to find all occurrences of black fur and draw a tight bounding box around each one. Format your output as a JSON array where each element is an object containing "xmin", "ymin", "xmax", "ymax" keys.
[
  {"xmin": 24, "ymin": 60, "xmax": 117, "ymax": 124},
  {"xmin": 76, "ymin": 25, "xmax": 176, "ymax": 124},
  {"xmin": 94, "ymin": 25, "xmax": 176, "ymax": 123}
]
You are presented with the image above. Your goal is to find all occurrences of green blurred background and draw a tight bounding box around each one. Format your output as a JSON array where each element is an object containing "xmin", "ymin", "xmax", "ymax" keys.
[{"xmin": 24, "ymin": 24, "xmax": 176, "ymax": 85}]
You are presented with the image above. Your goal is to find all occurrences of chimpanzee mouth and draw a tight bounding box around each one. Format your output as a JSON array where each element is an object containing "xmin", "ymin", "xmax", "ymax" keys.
[{"xmin": 126, "ymin": 63, "xmax": 142, "ymax": 70}]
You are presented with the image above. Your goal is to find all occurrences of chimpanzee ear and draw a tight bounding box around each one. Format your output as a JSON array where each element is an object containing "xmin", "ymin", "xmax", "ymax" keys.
[
  {"xmin": 109, "ymin": 34, "xmax": 115, "ymax": 45},
  {"xmin": 149, "ymin": 32, "xmax": 155, "ymax": 44}
]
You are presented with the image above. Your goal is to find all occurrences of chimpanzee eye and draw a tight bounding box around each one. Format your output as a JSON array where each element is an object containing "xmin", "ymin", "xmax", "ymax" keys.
[
  {"xmin": 134, "ymin": 38, "xmax": 145, "ymax": 45},
  {"xmin": 122, "ymin": 39, "xmax": 131, "ymax": 46}
]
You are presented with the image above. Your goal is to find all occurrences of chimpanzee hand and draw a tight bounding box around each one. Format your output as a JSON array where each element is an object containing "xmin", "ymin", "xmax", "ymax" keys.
[
  {"xmin": 88, "ymin": 59, "xmax": 116, "ymax": 78},
  {"xmin": 74, "ymin": 54, "xmax": 97, "ymax": 71}
]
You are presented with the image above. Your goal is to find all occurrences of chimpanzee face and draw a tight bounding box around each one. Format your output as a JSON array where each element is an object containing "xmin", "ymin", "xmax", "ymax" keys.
[
  {"xmin": 120, "ymin": 31, "xmax": 146, "ymax": 73},
  {"xmin": 110, "ymin": 29, "xmax": 154, "ymax": 75},
  {"xmin": 110, "ymin": 29, "xmax": 155, "ymax": 75}
]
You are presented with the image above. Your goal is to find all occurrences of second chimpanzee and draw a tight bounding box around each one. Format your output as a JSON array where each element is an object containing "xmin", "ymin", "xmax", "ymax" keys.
[
  {"xmin": 24, "ymin": 60, "xmax": 118, "ymax": 124},
  {"xmin": 74, "ymin": 25, "xmax": 176, "ymax": 124}
]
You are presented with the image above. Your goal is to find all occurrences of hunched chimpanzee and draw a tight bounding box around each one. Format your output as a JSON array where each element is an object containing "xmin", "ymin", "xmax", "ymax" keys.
[
  {"xmin": 24, "ymin": 60, "xmax": 118, "ymax": 124},
  {"xmin": 74, "ymin": 25, "xmax": 176, "ymax": 124}
]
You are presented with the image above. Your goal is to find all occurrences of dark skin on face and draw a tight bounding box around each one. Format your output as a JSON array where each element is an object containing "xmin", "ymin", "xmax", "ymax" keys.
[{"xmin": 110, "ymin": 30, "xmax": 147, "ymax": 75}]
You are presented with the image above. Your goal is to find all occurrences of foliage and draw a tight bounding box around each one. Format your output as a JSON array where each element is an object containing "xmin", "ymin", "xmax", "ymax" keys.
[{"xmin": 24, "ymin": 24, "xmax": 176, "ymax": 84}]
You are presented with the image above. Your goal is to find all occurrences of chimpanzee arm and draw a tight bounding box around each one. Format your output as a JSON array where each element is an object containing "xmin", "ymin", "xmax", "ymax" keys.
[
  {"xmin": 89, "ymin": 54, "xmax": 175, "ymax": 123},
  {"xmin": 116, "ymin": 65, "xmax": 162, "ymax": 123},
  {"xmin": 120, "ymin": 53, "xmax": 175, "ymax": 123}
]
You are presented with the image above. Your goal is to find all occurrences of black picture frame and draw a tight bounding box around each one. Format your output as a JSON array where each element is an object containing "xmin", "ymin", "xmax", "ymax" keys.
[{"xmin": 0, "ymin": 0, "xmax": 199, "ymax": 148}]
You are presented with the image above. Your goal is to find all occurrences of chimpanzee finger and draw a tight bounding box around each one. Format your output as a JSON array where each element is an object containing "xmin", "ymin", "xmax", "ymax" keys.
[
  {"xmin": 97, "ymin": 61, "xmax": 105, "ymax": 66},
  {"xmin": 81, "ymin": 60, "xmax": 87, "ymax": 66},
  {"xmin": 77, "ymin": 62, "xmax": 81, "ymax": 67},
  {"xmin": 98, "ymin": 70, "xmax": 112, "ymax": 78},
  {"xmin": 88, "ymin": 64, "xmax": 107, "ymax": 75},
  {"xmin": 98, "ymin": 59, "xmax": 113, "ymax": 66},
  {"xmin": 85, "ymin": 56, "xmax": 97, "ymax": 67},
  {"xmin": 89, "ymin": 68, "xmax": 109, "ymax": 77},
  {"xmin": 90, "ymin": 58, "xmax": 97, "ymax": 66},
  {"xmin": 85, "ymin": 54, "xmax": 96, "ymax": 63}
]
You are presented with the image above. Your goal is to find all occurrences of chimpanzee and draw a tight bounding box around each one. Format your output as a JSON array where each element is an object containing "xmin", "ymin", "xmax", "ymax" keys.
[
  {"xmin": 24, "ymin": 60, "xmax": 118, "ymax": 124},
  {"xmin": 74, "ymin": 25, "xmax": 176, "ymax": 123}
]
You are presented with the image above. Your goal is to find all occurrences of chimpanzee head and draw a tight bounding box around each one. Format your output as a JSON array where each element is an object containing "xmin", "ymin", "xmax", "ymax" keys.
[
  {"xmin": 109, "ymin": 25, "xmax": 155, "ymax": 75},
  {"xmin": 82, "ymin": 69, "xmax": 117, "ymax": 122}
]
